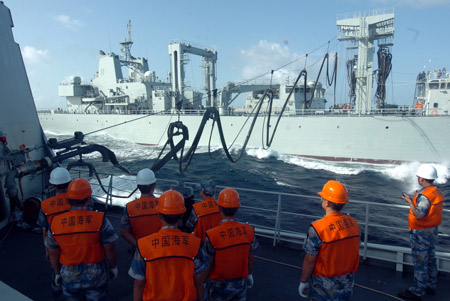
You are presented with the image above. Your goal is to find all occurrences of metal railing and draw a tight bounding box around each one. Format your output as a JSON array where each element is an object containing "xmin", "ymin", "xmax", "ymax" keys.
[
  {"xmin": 70, "ymin": 170, "xmax": 450, "ymax": 273},
  {"xmin": 37, "ymin": 106, "xmax": 450, "ymax": 117}
]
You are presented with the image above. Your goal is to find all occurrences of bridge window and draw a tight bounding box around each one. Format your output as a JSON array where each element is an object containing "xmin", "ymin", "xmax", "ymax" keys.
[
  {"xmin": 447, "ymin": 83, "xmax": 450, "ymax": 89},
  {"xmin": 440, "ymin": 83, "xmax": 446, "ymax": 89},
  {"xmin": 434, "ymin": 103, "xmax": 439, "ymax": 108},
  {"xmin": 429, "ymin": 82, "xmax": 439, "ymax": 89}
]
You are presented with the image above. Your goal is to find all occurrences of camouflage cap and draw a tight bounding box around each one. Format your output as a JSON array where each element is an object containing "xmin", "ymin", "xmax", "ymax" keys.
[{"xmin": 199, "ymin": 179, "xmax": 216, "ymax": 196}]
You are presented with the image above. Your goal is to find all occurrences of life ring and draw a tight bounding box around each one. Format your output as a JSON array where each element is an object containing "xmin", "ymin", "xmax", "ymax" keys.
[{"xmin": 431, "ymin": 110, "xmax": 438, "ymax": 116}]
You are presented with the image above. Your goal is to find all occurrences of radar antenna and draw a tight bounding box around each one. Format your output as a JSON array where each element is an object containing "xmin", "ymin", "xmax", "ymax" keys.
[{"xmin": 120, "ymin": 20, "xmax": 133, "ymax": 62}]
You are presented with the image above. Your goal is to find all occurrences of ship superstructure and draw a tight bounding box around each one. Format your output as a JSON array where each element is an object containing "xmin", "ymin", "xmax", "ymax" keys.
[
  {"xmin": 58, "ymin": 21, "xmax": 326, "ymax": 115},
  {"xmin": 39, "ymin": 9, "xmax": 450, "ymax": 164}
]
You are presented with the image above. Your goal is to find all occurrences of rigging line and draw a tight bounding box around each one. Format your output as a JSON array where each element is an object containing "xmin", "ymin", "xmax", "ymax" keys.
[
  {"xmin": 208, "ymin": 92, "xmax": 264, "ymax": 160},
  {"xmin": 254, "ymin": 255, "xmax": 404, "ymax": 300},
  {"xmin": 143, "ymin": 113, "xmax": 174, "ymax": 159},
  {"xmin": 53, "ymin": 98, "xmax": 186, "ymax": 147},
  {"xmin": 84, "ymin": 98, "xmax": 186, "ymax": 136},
  {"xmin": 265, "ymin": 70, "xmax": 306, "ymax": 147},
  {"xmin": 233, "ymin": 37, "xmax": 337, "ymax": 86}
]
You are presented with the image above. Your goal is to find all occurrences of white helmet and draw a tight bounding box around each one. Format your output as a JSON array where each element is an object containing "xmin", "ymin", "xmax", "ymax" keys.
[
  {"xmin": 136, "ymin": 168, "xmax": 156, "ymax": 185},
  {"xmin": 49, "ymin": 167, "xmax": 72, "ymax": 185},
  {"xmin": 416, "ymin": 164, "xmax": 438, "ymax": 180}
]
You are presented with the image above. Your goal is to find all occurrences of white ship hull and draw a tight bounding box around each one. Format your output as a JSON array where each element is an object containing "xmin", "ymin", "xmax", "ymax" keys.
[{"xmin": 39, "ymin": 111, "xmax": 450, "ymax": 164}]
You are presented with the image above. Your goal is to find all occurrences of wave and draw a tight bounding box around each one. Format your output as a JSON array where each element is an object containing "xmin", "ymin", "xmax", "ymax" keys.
[
  {"xmin": 244, "ymin": 147, "xmax": 449, "ymax": 184},
  {"xmin": 47, "ymin": 131, "xmax": 449, "ymax": 188}
]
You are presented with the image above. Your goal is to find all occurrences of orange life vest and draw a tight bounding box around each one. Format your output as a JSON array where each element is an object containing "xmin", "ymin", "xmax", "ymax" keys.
[
  {"xmin": 126, "ymin": 196, "xmax": 161, "ymax": 240},
  {"xmin": 206, "ymin": 220, "xmax": 254, "ymax": 281},
  {"xmin": 137, "ymin": 228, "xmax": 201, "ymax": 301},
  {"xmin": 311, "ymin": 213, "xmax": 360, "ymax": 278},
  {"xmin": 409, "ymin": 186, "xmax": 445, "ymax": 230},
  {"xmin": 192, "ymin": 197, "xmax": 221, "ymax": 243},
  {"xmin": 40, "ymin": 193, "xmax": 71, "ymax": 225},
  {"xmin": 51, "ymin": 209, "xmax": 105, "ymax": 266}
]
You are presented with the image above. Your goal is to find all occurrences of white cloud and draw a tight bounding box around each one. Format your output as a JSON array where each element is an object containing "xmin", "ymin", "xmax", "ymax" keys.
[
  {"xmin": 239, "ymin": 40, "xmax": 304, "ymax": 83},
  {"xmin": 22, "ymin": 46, "xmax": 51, "ymax": 67},
  {"xmin": 372, "ymin": 0, "xmax": 450, "ymax": 7},
  {"xmin": 54, "ymin": 14, "xmax": 84, "ymax": 30}
]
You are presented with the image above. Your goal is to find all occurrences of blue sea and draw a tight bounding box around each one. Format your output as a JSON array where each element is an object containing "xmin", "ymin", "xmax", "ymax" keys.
[{"xmin": 48, "ymin": 132, "xmax": 450, "ymax": 252}]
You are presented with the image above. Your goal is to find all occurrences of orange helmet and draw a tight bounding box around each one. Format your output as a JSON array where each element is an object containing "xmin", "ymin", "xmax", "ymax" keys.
[
  {"xmin": 157, "ymin": 189, "xmax": 186, "ymax": 215},
  {"xmin": 218, "ymin": 188, "xmax": 240, "ymax": 208},
  {"xmin": 67, "ymin": 178, "xmax": 92, "ymax": 200},
  {"xmin": 318, "ymin": 180, "xmax": 348, "ymax": 204}
]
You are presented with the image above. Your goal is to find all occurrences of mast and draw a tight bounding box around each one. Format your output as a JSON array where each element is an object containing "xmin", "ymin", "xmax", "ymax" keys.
[
  {"xmin": 337, "ymin": 9, "xmax": 394, "ymax": 114},
  {"xmin": 120, "ymin": 20, "xmax": 133, "ymax": 63}
]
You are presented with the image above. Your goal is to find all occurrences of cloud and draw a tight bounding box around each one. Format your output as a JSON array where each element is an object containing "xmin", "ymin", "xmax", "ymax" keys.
[
  {"xmin": 22, "ymin": 46, "xmax": 51, "ymax": 67},
  {"xmin": 54, "ymin": 14, "xmax": 84, "ymax": 30},
  {"xmin": 239, "ymin": 40, "xmax": 303, "ymax": 83},
  {"xmin": 372, "ymin": 0, "xmax": 450, "ymax": 7}
]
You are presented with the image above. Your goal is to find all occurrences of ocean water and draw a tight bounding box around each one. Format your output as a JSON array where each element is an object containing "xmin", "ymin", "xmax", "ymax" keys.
[{"xmin": 47, "ymin": 132, "xmax": 450, "ymax": 251}]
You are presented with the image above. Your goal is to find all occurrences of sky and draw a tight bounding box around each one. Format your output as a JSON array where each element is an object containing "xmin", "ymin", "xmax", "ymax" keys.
[{"xmin": 5, "ymin": 0, "xmax": 450, "ymax": 109}]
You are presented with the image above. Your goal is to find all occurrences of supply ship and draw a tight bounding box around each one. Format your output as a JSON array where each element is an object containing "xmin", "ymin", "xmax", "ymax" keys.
[
  {"xmin": 38, "ymin": 9, "xmax": 450, "ymax": 165},
  {"xmin": 1, "ymin": 3, "xmax": 450, "ymax": 300}
]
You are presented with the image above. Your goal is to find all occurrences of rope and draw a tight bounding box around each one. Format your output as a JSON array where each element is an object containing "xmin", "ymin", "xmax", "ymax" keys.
[{"xmin": 254, "ymin": 255, "xmax": 404, "ymax": 300}]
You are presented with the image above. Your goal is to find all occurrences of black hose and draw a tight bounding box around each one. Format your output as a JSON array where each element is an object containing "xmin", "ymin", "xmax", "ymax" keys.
[{"xmin": 374, "ymin": 47, "xmax": 392, "ymax": 108}]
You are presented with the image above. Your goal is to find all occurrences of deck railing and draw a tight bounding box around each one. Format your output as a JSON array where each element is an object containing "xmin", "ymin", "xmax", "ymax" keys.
[
  {"xmin": 37, "ymin": 107, "xmax": 450, "ymax": 117},
  {"xmin": 72, "ymin": 170, "xmax": 450, "ymax": 273}
]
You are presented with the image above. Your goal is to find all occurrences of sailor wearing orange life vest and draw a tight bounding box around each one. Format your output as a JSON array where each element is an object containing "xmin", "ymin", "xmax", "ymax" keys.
[
  {"xmin": 129, "ymin": 189, "xmax": 209, "ymax": 301},
  {"xmin": 121, "ymin": 168, "xmax": 162, "ymax": 247},
  {"xmin": 186, "ymin": 179, "xmax": 222, "ymax": 244},
  {"xmin": 202, "ymin": 188, "xmax": 260, "ymax": 300},
  {"xmin": 398, "ymin": 164, "xmax": 445, "ymax": 300},
  {"xmin": 37, "ymin": 167, "xmax": 72, "ymax": 300},
  {"xmin": 299, "ymin": 180, "xmax": 360, "ymax": 300},
  {"xmin": 46, "ymin": 178, "xmax": 118, "ymax": 300}
]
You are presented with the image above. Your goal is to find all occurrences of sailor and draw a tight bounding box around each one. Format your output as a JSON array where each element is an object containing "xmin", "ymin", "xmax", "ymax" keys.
[
  {"xmin": 120, "ymin": 168, "xmax": 161, "ymax": 248},
  {"xmin": 299, "ymin": 180, "xmax": 360, "ymax": 300},
  {"xmin": 398, "ymin": 164, "xmax": 445, "ymax": 300},
  {"xmin": 186, "ymin": 179, "xmax": 221, "ymax": 244},
  {"xmin": 46, "ymin": 178, "xmax": 118, "ymax": 300},
  {"xmin": 202, "ymin": 188, "xmax": 260, "ymax": 300},
  {"xmin": 128, "ymin": 189, "xmax": 209, "ymax": 300},
  {"xmin": 37, "ymin": 167, "xmax": 72, "ymax": 299}
]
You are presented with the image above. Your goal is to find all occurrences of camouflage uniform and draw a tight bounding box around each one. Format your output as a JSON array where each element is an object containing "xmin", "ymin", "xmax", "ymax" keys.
[
  {"xmin": 38, "ymin": 197, "xmax": 65, "ymax": 300},
  {"xmin": 37, "ymin": 209, "xmax": 50, "ymax": 229},
  {"xmin": 303, "ymin": 226, "xmax": 355, "ymax": 301},
  {"xmin": 409, "ymin": 192, "xmax": 438, "ymax": 296},
  {"xmin": 202, "ymin": 219, "xmax": 260, "ymax": 301},
  {"xmin": 185, "ymin": 210, "xmax": 199, "ymax": 233},
  {"xmin": 186, "ymin": 179, "xmax": 217, "ymax": 233},
  {"xmin": 45, "ymin": 206, "xmax": 118, "ymax": 301}
]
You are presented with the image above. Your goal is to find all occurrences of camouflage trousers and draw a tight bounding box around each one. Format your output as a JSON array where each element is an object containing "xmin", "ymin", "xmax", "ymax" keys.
[
  {"xmin": 62, "ymin": 282, "xmax": 108, "ymax": 301},
  {"xmin": 409, "ymin": 228, "xmax": 438, "ymax": 296},
  {"xmin": 309, "ymin": 273, "xmax": 354, "ymax": 301},
  {"xmin": 207, "ymin": 278, "xmax": 247, "ymax": 301}
]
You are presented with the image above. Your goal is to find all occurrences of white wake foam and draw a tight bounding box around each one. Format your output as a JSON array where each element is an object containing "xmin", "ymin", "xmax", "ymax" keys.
[{"xmin": 244, "ymin": 147, "xmax": 449, "ymax": 186}]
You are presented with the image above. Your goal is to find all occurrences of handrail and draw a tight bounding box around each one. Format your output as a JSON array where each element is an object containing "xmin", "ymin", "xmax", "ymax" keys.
[{"xmin": 37, "ymin": 107, "xmax": 450, "ymax": 117}]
